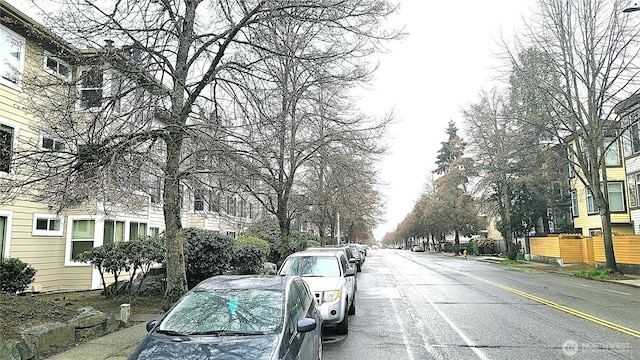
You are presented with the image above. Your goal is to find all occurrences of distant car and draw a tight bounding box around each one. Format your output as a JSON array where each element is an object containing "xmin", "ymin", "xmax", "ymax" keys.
[
  {"xmin": 411, "ymin": 245, "xmax": 424, "ymax": 252},
  {"xmin": 307, "ymin": 245, "xmax": 359, "ymax": 272},
  {"xmin": 278, "ymin": 249, "xmax": 356, "ymax": 335},
  {"xmin": 128, "ymin": 275, "xmax": 322, "ymax": 360},
  {"xmin": 347, "ymin": 244, "xmax": 363, "ymax": 272}
]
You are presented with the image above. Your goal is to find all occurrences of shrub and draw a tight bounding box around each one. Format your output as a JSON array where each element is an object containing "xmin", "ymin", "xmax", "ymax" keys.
[
  {"xmin": 122, "ymin": 236, "xmax": 165, "ymax": 299},
  {"xmin": 0, "ymin": 258, "xmax": 37, "ymax": 294},
  {"xmin": 231, "ymin": 235, "xmax": 270, "ymax": 275},
  {"xmin": 183, "ymin": 228, "xmax": 234, "ymax": 288},
  {"xmin": 78, "ymin": 242, "xmax": 128, "ymax": 298}
]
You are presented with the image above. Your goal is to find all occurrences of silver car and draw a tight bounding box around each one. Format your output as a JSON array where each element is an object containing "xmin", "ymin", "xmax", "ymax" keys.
[{"xmin": 278, "ymin": 249, "xmax": 356, "ymax": 335}]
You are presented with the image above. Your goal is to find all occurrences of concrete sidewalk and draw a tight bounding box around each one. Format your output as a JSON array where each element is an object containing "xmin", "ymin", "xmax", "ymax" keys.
[
  {"xmin": 46, "ymin": 314, "xmax": 159, "ymax": 360},
  {"xmin": 458, "ymin": 252, "xmax": 640, "ymax": 288}
]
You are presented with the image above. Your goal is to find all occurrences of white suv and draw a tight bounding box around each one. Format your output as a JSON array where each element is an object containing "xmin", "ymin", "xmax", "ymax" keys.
[{"xmin": 278, "ymin": 249, "xmax": 356, "ymax": 335}]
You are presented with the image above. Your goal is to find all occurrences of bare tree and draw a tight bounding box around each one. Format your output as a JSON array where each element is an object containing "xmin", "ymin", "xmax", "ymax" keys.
[
  {"xmin": 507, "ymin": 0, "xmax": 640, "ymax": 272},
  {"xmin": 12, "ymin": 0, "xmax": 399, "ymax": 307}
]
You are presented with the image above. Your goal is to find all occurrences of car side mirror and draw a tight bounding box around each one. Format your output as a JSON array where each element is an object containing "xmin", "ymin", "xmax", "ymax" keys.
[
  {"xmin": 146, "ymin": 320, "xmax": 158, "ymax": 332},
  {"xmin": 345, "ymin": 268, "xmax": 356, "ymax": 277},
  {"xmin": 297, "ymin": 318, "xmax": 317, "ymax": 333}
]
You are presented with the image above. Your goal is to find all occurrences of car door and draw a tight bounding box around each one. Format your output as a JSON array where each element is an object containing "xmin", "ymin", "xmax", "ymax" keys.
[
  {"xmin": 283, "ymin": 280, "xmax": 312, "ymax": 360},
  {"xmin": 339, "ymin": 255, "xmax": 355, "ymax": 299}
]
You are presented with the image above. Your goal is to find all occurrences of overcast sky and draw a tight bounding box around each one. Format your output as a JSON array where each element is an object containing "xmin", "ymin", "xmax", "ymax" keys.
[
  {"xmin": 11, "ymin": 0, "xmax": 537, "ymax": 240},
  {"xmin": 363, "ymin": 1, "xmax": 536, "ymax": 240}
]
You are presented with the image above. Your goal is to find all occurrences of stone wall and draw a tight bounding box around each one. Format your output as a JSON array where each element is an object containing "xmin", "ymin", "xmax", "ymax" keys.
[{"xmin": 0, "ymin": 307, "xmax": 121, "ymax": 360}]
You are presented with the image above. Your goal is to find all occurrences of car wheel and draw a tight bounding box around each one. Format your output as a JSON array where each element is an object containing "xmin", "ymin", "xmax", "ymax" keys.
[
  {"xmin": 348, "ymin": 296, "xmax": 356, "ymax": 315},
  {"xmin": 336, "ymin": 310, "xmax": 349, "ymax": 335}
]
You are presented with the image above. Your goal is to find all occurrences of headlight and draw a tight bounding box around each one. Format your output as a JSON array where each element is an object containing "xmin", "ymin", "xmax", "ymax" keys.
[{"xmin": 323, "ymin": 291, "xmax": 341, "ymax": 302}]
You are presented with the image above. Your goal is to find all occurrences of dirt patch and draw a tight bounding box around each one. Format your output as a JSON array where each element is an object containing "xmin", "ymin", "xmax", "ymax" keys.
[{"xmin": 0, "ymin": 289, "xmax": 165, "ymax": 342}]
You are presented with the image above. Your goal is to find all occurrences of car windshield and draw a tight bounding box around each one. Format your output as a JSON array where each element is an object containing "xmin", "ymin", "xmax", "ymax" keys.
[
  {"xmin": 158, "ymin": 289, "xmax": 283, "ymax": 334},
  {"xmin": 279, "ymin": 256, "xmax": 340, "ymax": 277}
]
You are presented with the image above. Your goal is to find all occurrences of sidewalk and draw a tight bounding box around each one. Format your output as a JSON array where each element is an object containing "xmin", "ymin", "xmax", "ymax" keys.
[
  {"xmin": 462, "ymin": 253, "xmax": 640, "ymax": 288},
  {"xmin": 46, "ymin": 314, "xmax": 159, "ymax": 360}
]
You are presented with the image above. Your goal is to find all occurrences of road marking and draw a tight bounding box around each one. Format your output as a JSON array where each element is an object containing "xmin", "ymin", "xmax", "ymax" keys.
[
  {"xmin": 603, "ymin": 288, "xmax": 631, "ymax": 296},
  {"xmin": 444, "ymin": 266, "xmax": 640, "ymax": 339}
]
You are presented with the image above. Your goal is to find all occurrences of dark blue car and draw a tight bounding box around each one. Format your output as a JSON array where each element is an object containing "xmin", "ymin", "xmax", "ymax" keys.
[{"xmin": 128, "ymin": 275, "xmax": 322, "ymax": 360}]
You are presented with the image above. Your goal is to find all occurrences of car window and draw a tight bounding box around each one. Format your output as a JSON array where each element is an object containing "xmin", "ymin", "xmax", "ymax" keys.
[
  {"xmin": 159, "ymin": 289, "xmax": 283, "ymax": 334},
  {"xmin": 287, "ymin": 283, "xmax": 304, "ymax": 338},
  {"xmin": 293, "ymin": 279, "xmax": 312, "ymax": 311},
  {"xmin": 339, "ymin": 255, "xmax": 348, "ymax": 274},
  {"xmin": 279, "ymin": 256, "xmax": 340, "ymax": 277}
]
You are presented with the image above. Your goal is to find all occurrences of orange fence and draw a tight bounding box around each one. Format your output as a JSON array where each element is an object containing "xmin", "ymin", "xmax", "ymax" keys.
[{"xmin": 530, "ymin": 234, "xmax": 640, "ymax": 267}]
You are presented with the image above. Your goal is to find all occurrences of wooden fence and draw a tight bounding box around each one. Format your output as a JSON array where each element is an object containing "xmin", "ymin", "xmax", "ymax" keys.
[{"xmin": 530, "ymin": 234, "xmax": 640, "ymax": 273}]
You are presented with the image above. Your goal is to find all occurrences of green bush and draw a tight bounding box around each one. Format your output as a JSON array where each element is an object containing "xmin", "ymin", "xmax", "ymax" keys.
[
  {"xmin": 78, "ymin": 242, "xmax": 128, "ymax": 298},
  {"xmin": 183, "ymin": 228, "xmax": 234, "ymax": 288},
  {"xmin": 0, "ymin": 258, "xmax": 37, "ymax": 294},
  {"xmin": 231, "ymin": 235, "xmax": 270, "ymax": 275}
]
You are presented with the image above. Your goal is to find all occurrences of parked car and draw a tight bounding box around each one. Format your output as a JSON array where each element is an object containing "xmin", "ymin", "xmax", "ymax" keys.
[
  {"xmin": 347, "ymin": 244, "xmax": 363, "ymax": 271},
  {"xmin": 307, "ymin": 245, "xmax": 359, "ymax": 272},
  {"xmin": 411, "ymin": 245, "xmax": 424, "ymax": 252},
  {"xmin": 128, "ymin": 275, "xmax": 322, "ymax": 360},
  {"xmin": 278, "ymin": 249, "xmax": 356, "ymax": 335}
]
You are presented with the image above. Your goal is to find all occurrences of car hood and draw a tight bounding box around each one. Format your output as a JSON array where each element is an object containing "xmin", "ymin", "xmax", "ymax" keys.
[
  {"xmin": 301, "ymin": 276, "xmax": 344, "ymax": 291},
  {"xmin": 128, "ymin": 332, "xmax": 281, "ymax": 360}
]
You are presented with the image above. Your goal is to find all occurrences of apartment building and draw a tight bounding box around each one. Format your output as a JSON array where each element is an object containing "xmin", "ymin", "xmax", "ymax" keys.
[{"xmin": 0, "ymin": 3, "xmax": 260, "ymax": 292}]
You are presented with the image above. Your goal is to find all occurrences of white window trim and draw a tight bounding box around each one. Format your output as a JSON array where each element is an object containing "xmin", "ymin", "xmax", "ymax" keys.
[
  {"xmin": 39, "ymin": 132, "xmax": 66, "ymax": 152},
  {"xmin": 0, "ymin": 117, "xmax": 19, "ymax": 179},
  {"xmin": 0, "ymin": 25, "xmax": 26, "ymax": 89},
  {"xmin": 65, "ymin": 215, "xmax": 99, "ymax": 266},
  {"xmin": 32, "ymin": 213, "xmax": 64, "ymax": 236},
  {"xmin": 75, "ymin": 65, "xmax": 104, "ymax": 111},
  {"xmin": 43, "ymin": 51, "xmax": 71, "ymax": 81},
  {"xmin": 0, "ymin": 210, "xmax": 13, "ymax": 258}
]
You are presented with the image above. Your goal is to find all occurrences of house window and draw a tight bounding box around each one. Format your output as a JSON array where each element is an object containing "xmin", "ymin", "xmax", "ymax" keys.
[
  {"xmin": 567, "ymin": 147, "xmax": 575, "ymax": 178},
  {"xmin": 0, "ymin": 26, "xmax": 25, "ymax": 88},
  {"xmin": 194, "ymin": 191, "xmax": 206, "ymax": 212},
  {"xmin": 571, "ymin": 190, "xmax": 579, "ymax": 217},
  {"xmin": 129, "ymin": 222, "xmax": 147, "ymax": 240},
  {"xmin": 628, "ymin": 174, "xmax": 637, "ymax": 208},
  {"xmin": 78, "ymin": 67, "xmax": 103, "ymax": 109},
  {"xmin": 604, "ymin": 137, "xmax": 621, "ymax": 166},
  {"xmin": 587, "ymin": 190, "xmax": 599, "ymax": 214},
  {"xmin": 32, "ymin": 214, "xmax": 63, "ymax": 236},
  {"xmin": 44, "ymin": 52, "xmax": 71, "ymax": 80},
  {"xmin": 70, "ymin": 219, "xmax": 95, "ymax": 261},
  {"xmin": 631, "ymin": 122, "xmax": 640, "ymax": 155},
  {"xmin": 149, "ymin": 227, "xmax": 160, "ymax": 237},
  {"xmin": 103, "ymin": 220, "xmax": 125, "ymax": 244},
  {"xmin": 41, "ymin": 134, "xmax": 66, "ymax": 151},
  {"xmin": 0, "ymin": 123, "xmax": 15, "ymax": 173},
  {"xmin": 608, "ymin": 182, "xmax": 625, "ymax": 212}
]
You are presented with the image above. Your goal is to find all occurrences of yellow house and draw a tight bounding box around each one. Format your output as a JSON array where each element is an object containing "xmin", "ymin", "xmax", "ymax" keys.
[
  {"xmin": 567, "ymin": 135, "xmax": 634, "ymax": 236},
  {"xmin": 1, "ymin": 3, "xmax": 261, "ymax": 292}
]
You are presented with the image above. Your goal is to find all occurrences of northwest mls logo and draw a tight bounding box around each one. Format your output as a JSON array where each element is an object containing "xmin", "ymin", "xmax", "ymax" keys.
[
  {"xmin": 562, "ymin": 340, "xmax": 579, "ymax": 356},
  {"xmin": 562, "ymin": 339, "xmax": 630, "ymax": 356}
]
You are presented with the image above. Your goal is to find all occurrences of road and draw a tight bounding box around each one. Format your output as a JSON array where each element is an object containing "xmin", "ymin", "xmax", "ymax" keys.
[{"xmin": 323, "ymin": 249, "xmax": 640, "ymax": 359}]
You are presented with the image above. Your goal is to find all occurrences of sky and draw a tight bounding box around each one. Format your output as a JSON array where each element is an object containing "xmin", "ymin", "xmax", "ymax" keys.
[
  {"xmin": 363, "ymin": 1, "xmax": 537, "ymax": 240},
  {"xmin": 9, "ymin": 0, "xmax": 536, "ymax": 240}
]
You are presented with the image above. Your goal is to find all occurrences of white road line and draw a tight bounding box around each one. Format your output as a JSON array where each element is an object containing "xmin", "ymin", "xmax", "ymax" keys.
[{"xmin": 603, "ymin": 288, "xmax": 631, "ymax": 296}]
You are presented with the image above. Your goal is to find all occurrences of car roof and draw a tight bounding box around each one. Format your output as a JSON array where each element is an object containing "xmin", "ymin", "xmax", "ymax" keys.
[
  {"xmin": 192, "ymin": 275, "xmax": 289, "ymax": 292},
  {"xmin": 288, "ymin": 249, "xmax": 344, "ymax": 258}
]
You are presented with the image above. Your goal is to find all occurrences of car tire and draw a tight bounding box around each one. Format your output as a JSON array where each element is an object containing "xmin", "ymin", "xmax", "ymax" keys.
[
  {"xmin": 348, "ymin": 296, "xmax": 356, "ymax": 315},
  {"xmin": 336, "ymin": 310, "xmax": 349, "ymax": 335}
]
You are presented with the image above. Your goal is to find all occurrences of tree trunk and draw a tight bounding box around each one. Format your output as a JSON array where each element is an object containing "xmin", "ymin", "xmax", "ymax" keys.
[
  {"xmin": 454, "ymin": 230, "xmax": 460, "ymax": 255},
  {"xmin": 162, "ymin": 135, "xmax": 188, "ymax": 310}
]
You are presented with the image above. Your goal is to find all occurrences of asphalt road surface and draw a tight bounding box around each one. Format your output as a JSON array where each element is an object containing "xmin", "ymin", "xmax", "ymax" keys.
[{"xmin": 322, "ymin": 249, "xmax": 640, "ymax": 359}]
